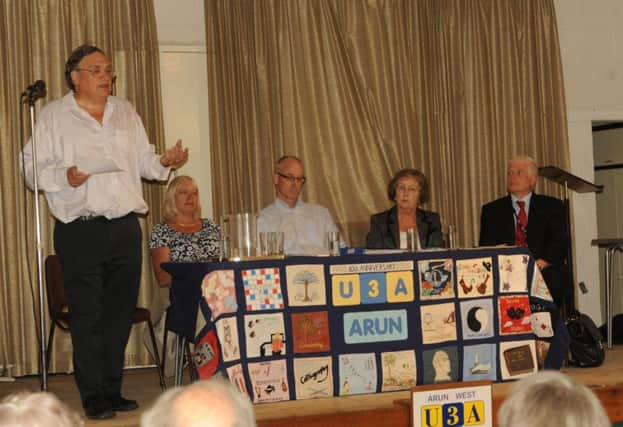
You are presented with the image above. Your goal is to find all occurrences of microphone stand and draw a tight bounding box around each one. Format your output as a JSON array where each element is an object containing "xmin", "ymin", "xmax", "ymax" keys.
[{"xmin": 24, "ymin": 90, "xmax": 48, "ymax": 391}]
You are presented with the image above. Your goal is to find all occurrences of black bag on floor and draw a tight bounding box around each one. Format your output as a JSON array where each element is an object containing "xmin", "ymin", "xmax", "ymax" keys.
[{"xmin": 565, "ymin": 310, "xmax": 605, "ymax": 368}]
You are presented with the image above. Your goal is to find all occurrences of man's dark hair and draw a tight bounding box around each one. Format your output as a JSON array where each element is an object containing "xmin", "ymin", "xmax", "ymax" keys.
[{"xmin": 64, "ymin": 45, "xmax": 105, "ymax": 91}]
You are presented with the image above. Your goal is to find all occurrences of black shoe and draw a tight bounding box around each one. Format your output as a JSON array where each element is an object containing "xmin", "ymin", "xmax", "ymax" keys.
[
  {"xmin": 84, "ymin": 398, "xmax": 115, "ymax": 420},
  {"xmin": 109, "ymin": 395, "xmax": 139, "ymax": 412}
]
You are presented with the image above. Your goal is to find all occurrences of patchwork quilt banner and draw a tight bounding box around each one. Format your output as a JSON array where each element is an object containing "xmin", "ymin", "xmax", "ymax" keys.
[{"xmin": 164, "ymin": 247, "xmax": 561, "ymax": 403}]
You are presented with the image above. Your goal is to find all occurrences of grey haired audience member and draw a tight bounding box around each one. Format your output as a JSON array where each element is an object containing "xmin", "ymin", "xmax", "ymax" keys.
[
  {"xmin": 0, "ymin": 391, "xmax": 84, "ymax": 427},
  {"xmin": 140, "ymin": 376, "xmax": 256, "ymax": 427},
  {"xmin": 497, "ymin": 370, "xmax": 610, "ymax": 427}
]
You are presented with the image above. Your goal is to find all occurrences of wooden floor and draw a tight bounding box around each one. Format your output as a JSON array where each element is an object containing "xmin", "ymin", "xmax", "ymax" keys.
[{"xmin": 1, "ymin": 346, "xmax": 623, "ymax": 427}]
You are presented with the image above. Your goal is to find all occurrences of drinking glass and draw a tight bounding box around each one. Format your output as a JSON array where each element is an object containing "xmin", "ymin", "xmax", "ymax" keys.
[
  {"xmin": 442, "ymin": 224, "xmax": 456, "ymax": 249},
  {"xmin": 326, "ymin": 231, "xmax": 340, "ymax": 256},
  {"xmin": 220, "ymin": 235, "xmax": 230, "ymax": 261},
  {"xmin": 259, "ymin": 232, "xmax": 270, "ymax": 256},
  {"xmin": 406, "ymin": 228, "xmax": 418, "ymax": 252},
  {"xmin": 272, "ymin": 231, "xmax": 285, "ymax": 256}
]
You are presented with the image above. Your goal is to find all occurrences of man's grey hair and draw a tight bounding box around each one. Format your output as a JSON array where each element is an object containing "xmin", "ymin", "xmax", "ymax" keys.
[
  {"xmin": 0, "ymin": 391, "xmax": 84, "ymax": 427},
  {"xmin": 498, "ymin": 370, "xmax": 610, "ymax": 427},
  {"xmin": 508, "ymin": 155, "xmax": 538, "ymax": 177},
  {"xmin": 140, "ymin": 376, "xmax": 256, "ymax": 427}
]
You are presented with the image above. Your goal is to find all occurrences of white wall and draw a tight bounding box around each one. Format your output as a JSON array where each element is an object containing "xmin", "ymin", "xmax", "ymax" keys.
[
  {"xmin": 154, "ymin": 0, "xmax": 205, "ymax": 46},
  {"xmin": 153, "ymin": 0, "xmax": 623, "ymax": 322},
  {"xmin": 555, "ymin": 0, "xmax": 623, "ymax": 323},
  {"xmin": 594, "ymin": 128, "xmax": 623, "ymax": 165},
  {"xmin": 593, "ymin": 128, "xmax": 623, "ymax": 318},
  {"xmin": 154, "ymin": 0, "xmax": 213, "ymax": 217}
]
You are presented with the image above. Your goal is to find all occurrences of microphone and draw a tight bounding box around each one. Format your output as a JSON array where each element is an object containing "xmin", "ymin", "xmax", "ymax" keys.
[{"xmin": 21, "ymin": 80, "xmax": 46, "ymax": 102}]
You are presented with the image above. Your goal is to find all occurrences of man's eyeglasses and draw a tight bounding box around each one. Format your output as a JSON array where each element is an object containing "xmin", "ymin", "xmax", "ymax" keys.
[
  {"xmin": 74, "ymin": 67, "xmax": 115, "ymax": 78},
  {"xmin": 277, "ymin": 172, "xmax": 306, "ymax": 184}
]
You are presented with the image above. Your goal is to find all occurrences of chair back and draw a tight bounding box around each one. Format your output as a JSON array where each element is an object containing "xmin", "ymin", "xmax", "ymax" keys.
[{"xmin": 44, "ymin": 254, "xmax": 69, "ymax": 318}]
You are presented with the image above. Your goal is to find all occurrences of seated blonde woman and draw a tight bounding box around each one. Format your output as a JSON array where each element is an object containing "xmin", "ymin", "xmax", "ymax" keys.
[
  {"xmin": 147, "ymin": 175, "xmax": 220, "ymax": 375},
  {"xmin": 150, "ymin": 175, "xmax": 220, "ymax": 284}
]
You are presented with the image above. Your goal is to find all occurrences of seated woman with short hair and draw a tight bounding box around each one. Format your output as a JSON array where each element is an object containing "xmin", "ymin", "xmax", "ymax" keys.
[{"xmin": 366, "ymin": 168, "xmax": 442, "ymax": 249}]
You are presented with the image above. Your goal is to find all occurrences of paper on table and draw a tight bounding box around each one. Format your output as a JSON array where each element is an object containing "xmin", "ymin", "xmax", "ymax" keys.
[
  {"xmin": 76, "ymin": 155, "xmax": 122, "ymax": 175},
  {"xmin": 363, "ymin": 249, "xmax": 407, "ymax": 255}
]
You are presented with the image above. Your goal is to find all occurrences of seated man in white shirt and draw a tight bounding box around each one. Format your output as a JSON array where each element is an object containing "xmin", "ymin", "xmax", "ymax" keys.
[{"xmin": 258, "ymin": 155, "xmax": 341, "ymax": 255}]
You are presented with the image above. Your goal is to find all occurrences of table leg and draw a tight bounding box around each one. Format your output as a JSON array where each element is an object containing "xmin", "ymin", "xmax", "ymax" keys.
[
  {"xmin": 606, "ymin": 247, "xmax": 614, "ymax": 349},
  {"xmin": 174, "ymin": 336, "xmax": 185, "ymax": 386},
  {"xmin": 610, "ymin": 245, "xmax": 623, "ymax": 348}
]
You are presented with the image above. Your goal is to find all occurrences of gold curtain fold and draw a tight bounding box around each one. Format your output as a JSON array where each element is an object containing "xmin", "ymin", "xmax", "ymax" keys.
[
  {"xmin": 205, "ymin": 0, "xmax": 569, "ymax": 248},
  {"xmin": 0, "ymin": 0, "xmax": 165, "ymax": 376}
]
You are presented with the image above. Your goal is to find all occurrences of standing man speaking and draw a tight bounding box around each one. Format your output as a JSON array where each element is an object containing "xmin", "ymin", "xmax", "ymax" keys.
[{"xmin": 21, "ymin": 45, "xmax": 187, "ymax": 420}]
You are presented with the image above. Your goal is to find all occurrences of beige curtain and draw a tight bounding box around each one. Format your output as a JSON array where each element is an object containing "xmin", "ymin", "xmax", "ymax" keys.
[
  {"xmin": 0, "ymin": 0, "xmax": 165, "ymax": 376},
  {"xmin": 205, "ymin": 0, "xmax": 569, "ymax": 248}
]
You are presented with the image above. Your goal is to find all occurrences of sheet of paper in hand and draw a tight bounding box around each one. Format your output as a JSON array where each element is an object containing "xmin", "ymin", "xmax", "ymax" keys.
[{"xmin": 76, "ymin": 154, "xmax": 122, "ymax": 174}]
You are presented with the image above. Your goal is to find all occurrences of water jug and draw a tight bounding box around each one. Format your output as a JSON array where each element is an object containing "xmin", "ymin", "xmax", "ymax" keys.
[{"xmin": 220, "ymin": 213, "xmax": 257, "ymax": 260}]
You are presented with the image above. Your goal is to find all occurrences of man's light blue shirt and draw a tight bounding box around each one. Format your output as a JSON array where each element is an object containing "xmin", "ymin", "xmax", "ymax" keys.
[{"xmin": 257, "ymin": 198, "xmax": 340, "ymax": 255}]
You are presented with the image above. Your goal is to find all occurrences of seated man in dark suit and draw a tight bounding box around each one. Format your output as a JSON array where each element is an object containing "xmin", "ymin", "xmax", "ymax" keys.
[{"xmin": 479, "ymin": 155, "xmax": 570, "ymax": 308}]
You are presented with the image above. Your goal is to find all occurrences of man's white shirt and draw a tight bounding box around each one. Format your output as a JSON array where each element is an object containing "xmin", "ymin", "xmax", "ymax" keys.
[{"xmin": 20, "ymin": 92, "xmax": 170, "ymax": 223}]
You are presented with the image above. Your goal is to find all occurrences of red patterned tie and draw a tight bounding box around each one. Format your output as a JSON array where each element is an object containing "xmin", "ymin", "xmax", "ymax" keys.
[{"xmin": 515, "ymin": 200, "xmax": 528, "ymax": 247}]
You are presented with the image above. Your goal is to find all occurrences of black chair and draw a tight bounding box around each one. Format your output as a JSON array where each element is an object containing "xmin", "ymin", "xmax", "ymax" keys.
[{"xmin": 44, "ymin": 254, "xmax": 166, "ymax": 391}]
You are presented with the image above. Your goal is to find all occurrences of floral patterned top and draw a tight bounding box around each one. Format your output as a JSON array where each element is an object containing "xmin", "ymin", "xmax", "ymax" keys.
[{"xmin": 149, "ymin": 218, "xmax": 220, "ymax": 261}]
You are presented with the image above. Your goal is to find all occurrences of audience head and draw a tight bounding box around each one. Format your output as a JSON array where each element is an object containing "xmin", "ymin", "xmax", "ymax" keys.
[
  {"xmin": 272, "ymin": 155, "xmax": 306, "ymax": 208},
  {"xmin": 387, "ymin": 168, "xmax": 430, "ymax": 210},
  {"xmin": 0, "ymin": 391, "xmax": 84, "ymax": 427},
  {"xmin": 507, "ymin": 155, "xmax": 538, "ymax": 198},
  {"xmin": 497, "ymin": 370, "xmax": 610, "ymax": 427},
  {"xmin": 140, "ymin": 376, "xmax": 256, "ymax": 427},
  {"xmin": 163, "ymin": 175, "xmax": 202, "ymax": 222}
]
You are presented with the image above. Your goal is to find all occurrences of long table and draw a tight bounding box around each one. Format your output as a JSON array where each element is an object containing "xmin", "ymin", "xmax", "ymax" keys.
[{"xmin": 163, "ymin": 246, "xmax": 565, "ymax": 402}]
